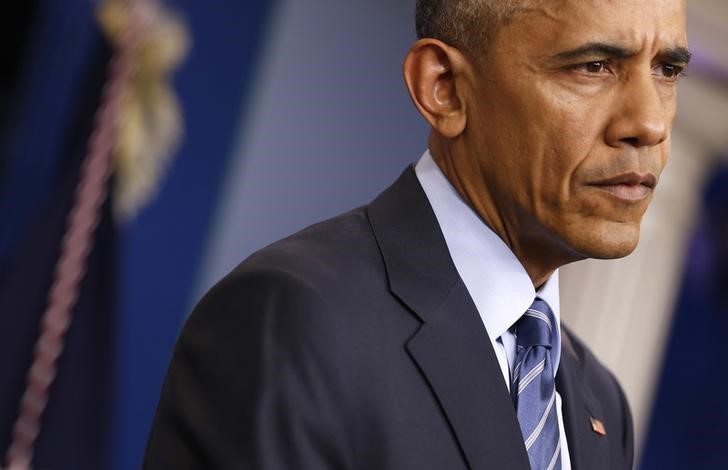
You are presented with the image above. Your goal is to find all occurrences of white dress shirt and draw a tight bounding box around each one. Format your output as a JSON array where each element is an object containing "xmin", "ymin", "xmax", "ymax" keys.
[{"xmin": 415, "ymin": 150, "xmax": 572, "ymax": 469}]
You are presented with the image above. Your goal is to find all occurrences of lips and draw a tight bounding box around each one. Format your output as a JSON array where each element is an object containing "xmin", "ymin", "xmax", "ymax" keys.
[{"xmin": 587, "ymin": 172, "xmax": 657, "ymax": 202}]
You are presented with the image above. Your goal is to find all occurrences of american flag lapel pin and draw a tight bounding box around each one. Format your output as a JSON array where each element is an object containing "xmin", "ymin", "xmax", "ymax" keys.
[{"xmin": 590, "ymin": 417, "xmax": 607, "ymax": 436}]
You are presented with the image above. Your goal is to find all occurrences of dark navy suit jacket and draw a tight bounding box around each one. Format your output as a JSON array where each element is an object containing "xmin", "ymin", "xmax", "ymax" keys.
[{"xmin": 144, "ymin": 167, "xmax": 634, "ymax": 469}]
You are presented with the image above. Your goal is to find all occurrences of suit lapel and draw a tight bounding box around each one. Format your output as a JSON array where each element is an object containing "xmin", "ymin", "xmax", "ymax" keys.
[
  {"xmin": 368, "ymin": 167, "xmax": 530, "ymax": 470},
  {"xmin": 406, "ymin": 281, "xmax": 531, "ymax": 470},
  {"xmin": 556, "ymin": 328, "xmax": 610, "ymax": 470}
]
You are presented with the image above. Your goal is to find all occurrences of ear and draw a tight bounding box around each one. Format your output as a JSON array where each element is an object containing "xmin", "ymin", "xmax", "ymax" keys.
[{"xmin": 403, "ymin": 39, "xmax": 469, "ymax": 138}]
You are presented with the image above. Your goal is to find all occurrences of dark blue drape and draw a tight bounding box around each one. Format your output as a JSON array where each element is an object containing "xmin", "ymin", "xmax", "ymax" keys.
[
  {"xmin": 0, "ymin": 1, "xmax": 102, "ymax": 267},
  {"xmin": 112, "ymin": 1, "xmax": 276, "ymax": 468},
  {"xmin": 0, "ymin": 2, "xmax": 114, "ymax": 467},
  {"xmin": 0, "ymin": 0, "xmax": 277, "ymax": 468},
  {"xmin": 641, "ymin": 163, "xmax": 728, "ymax": 470}
]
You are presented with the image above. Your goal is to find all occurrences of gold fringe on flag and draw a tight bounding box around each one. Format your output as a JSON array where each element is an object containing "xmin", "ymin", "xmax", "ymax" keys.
[{"xmin": 97, "ymin": 0, "xmax": 190, "ymax": 222}]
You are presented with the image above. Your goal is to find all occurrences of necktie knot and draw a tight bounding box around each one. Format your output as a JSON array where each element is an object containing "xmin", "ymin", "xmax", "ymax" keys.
[{"xmin": 515, "ymin": 298, "xmax": 555, "ymax": 350}]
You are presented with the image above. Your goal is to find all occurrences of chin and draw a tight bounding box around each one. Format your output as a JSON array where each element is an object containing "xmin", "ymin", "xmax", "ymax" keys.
[{"xmin": 564, "ymin": 221, "xmax": 642, "ymax": 260}]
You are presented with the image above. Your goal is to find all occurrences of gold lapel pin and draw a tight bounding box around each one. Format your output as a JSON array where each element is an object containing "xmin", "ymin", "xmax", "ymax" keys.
[{"xmin": 590, "ymin": 417, "xmax": 607, "ymax": 436}]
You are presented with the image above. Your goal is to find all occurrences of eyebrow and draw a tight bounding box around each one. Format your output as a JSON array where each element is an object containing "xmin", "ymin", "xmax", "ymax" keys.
[
  {"xmin": 554, "ymin": 42, "xmax": 692, "ymax": 64},
  {"xmin": 659, "ymin": 46, "xmax": 692, "ymax": 65}
]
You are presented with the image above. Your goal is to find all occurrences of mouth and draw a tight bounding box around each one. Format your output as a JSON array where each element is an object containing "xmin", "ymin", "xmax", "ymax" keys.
[{"xmin": 586, "ymin": 172, "xmax": 657, "ymax": 202}]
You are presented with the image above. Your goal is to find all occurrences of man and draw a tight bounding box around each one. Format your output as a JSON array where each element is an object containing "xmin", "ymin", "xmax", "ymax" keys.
[{"xmin": 145, "ymin": 0, "xmax": 689, "ymax": 468}]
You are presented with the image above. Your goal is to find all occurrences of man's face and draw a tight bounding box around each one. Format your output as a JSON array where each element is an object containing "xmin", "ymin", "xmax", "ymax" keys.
[{"xmin": 463, "ymin": 0, "xmax": 688, "ymax": 260}]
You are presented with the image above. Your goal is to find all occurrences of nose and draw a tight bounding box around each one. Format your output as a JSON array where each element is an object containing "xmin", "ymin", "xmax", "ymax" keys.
[{"xmin": 605, "ymin": 73, "xmax": 672, "ymax": 148}]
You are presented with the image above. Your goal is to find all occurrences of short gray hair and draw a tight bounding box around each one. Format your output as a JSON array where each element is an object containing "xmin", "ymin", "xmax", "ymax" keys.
[{"xmin": 415, "ymin": 0, "xmax": 525, "ymax": 57}]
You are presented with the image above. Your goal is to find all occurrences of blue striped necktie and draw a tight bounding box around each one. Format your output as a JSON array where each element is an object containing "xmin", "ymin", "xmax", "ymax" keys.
[{"xmin": 512, "ymin": 298, "xmax": 562, "ymax": 470}]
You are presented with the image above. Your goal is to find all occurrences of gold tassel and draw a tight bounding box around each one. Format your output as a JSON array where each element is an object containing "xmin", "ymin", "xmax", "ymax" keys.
[{"xmin": 97, "ymin": 0, "xmax": 190, "ymax": 222}]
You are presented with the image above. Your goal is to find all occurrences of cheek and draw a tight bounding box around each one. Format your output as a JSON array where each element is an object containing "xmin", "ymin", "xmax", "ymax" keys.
[
  {"xmin": 658, "ymin": 137, "xmax": 671, "ymax": 171},
  {"xmin": 477, "ymin": 76, "xmax": 605, "ymax": 211},
  {"xmin": 534, "ymin": 112, "xmax": 598, "ymax": 208}
]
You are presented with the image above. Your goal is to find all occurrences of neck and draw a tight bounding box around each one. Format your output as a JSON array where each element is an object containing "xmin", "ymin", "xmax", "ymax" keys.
[{"xmin": 427, "ymin": 133, "xmax": 578, "ymax": 289}]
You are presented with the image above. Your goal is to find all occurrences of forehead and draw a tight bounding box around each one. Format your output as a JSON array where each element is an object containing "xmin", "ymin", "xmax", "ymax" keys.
[{"xmin": 504, "ymin": 0, "xmax": 687, "ymax": 52}]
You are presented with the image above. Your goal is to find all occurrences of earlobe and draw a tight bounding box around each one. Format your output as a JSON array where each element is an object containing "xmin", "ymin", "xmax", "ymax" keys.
[{"xmin": 403, "ymin": 39, "xmax": 468, "ymax": 138}]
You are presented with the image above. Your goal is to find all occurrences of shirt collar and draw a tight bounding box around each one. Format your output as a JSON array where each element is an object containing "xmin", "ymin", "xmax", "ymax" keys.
[{"xmin": 414, "ymin": 150, "xmax": 562, "ymax": 360}]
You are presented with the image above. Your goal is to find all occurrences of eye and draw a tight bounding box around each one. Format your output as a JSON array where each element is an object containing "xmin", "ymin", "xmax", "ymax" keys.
[
  {"xmin": 655, "ymin": 63, "xmax": 685, "ymax": 79},
  {"xmin": 572, "ymin": 61, "xmax": 610, "ymax": 74},
  {"xmin": 584, "ymin": 61, "xmax": 606, "ymax": 73}
]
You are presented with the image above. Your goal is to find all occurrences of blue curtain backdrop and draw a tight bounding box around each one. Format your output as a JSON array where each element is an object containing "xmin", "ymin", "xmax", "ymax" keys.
[
  {"xmin": 0, "ymin": 1, "xmax": 114, "ymax": 468},
  {"xmin": 112, "ymin": 1, "xmax": 276, "ymax": 468},
  {"xmin": 641, "ymin": 163, "xmax": 728, "ymax": 469},
  {"xmin": 0, "ymin": 1, "xmax": 103, "ymax": 266},
  {"xmin": 0, "ymin": 0, "xmax": 276, "ymax": 468}
]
